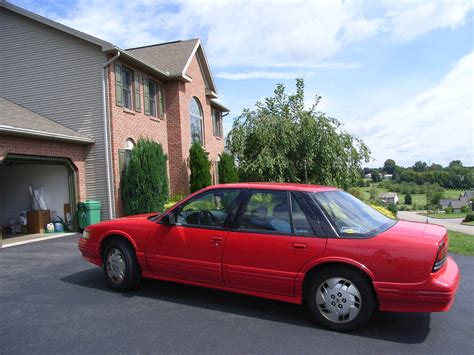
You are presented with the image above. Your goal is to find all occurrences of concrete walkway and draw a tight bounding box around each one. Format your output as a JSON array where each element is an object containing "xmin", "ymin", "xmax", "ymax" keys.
[{"xmin": 397, "ymin": 211, "xmax": 474, "ymax": 235}]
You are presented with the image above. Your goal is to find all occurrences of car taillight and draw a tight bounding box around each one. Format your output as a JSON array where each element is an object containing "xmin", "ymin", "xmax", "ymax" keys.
[{"xmin": 432, "ymin": 237, "xmax": 448, "ymax": 272}]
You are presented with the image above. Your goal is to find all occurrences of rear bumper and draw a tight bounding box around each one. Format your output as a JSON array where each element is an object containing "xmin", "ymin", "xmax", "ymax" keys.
[
  {"xmin": 78, "ymin": 237, "xmax": 102, "ymax": 267},
  {"xmin": 375, "ymin": 256, "xmax": 460, "ymax": 312}
]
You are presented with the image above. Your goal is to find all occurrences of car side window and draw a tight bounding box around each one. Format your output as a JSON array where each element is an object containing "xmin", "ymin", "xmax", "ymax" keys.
[
  {"xmin": 238, "ymin": 191, "xmax": 292, "ymax": 233},
  {"xmin": 176, "ymin": 189, "xmax": 240, "ymax": 228},
  {"xmin": 291, "ymin": 194, "xmax": 314, "ymax": 235}
]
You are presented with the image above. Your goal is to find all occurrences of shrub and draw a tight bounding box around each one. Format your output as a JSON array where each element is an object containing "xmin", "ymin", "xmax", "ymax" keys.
[
  {"xmin": 348, "ymin": 188, "xmax": 361, "ymax": 199},
  {"xmin": 189, "ymin": 143, "xmax": 212, "ymax": 193},
  {"xmin": 461, "ymin": 205, "xmax": 470, "ymax": 213},
  {"xmin": 387, "ymin": 203, "xmax": 398, "ymax": 215},
  {"xmin": 163, "ymin": 193, "xmax": 187, "ymax": 210},
  {"xmin": 404, "ymin": 194, "xmax": 412, "ymax": 205},
  {"xmin": 218, "ymin": 152, "xmax": 239, "ymax": 183},
  {"xmin": 445, "ymin": 206, "xmax": 454, "ymax": 214},
  {"xmin": 121, "ymin": 138, "xmax": 168, "ymax": 215},
  {"xmin": 463, "ymin": 212, "xmax": 474, "ymax": 222},
  {"xmin": 369, "ymin": 204, "xmax": 396, "ymax": 219}
]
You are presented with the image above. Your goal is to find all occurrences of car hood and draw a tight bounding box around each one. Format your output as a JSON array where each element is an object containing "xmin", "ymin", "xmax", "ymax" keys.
[{"xmin": 115, "ymin": 212, "xmax": 159, "ymax": 220}]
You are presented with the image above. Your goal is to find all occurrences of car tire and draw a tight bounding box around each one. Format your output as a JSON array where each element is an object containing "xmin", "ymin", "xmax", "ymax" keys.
[
  {"xmin": 103, "ymin": 239, "xmax": 141, "ymax": 292},
  {"xmin": 305, "ymin": 266, "xmax": 376, "ymax": 332}
]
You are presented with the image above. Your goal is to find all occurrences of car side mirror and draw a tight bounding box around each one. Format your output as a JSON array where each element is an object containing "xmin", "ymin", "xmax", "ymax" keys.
[{"xmin": 161, "ymin": 213, "xmax": 176, "ymax": 226}]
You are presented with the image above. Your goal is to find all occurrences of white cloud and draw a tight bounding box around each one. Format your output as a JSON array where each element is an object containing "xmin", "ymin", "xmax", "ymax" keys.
[
  {"xmin": 387, "ymin": 1, "xmax": 474, "ymax": 42},
  {"xmin": 19, "ymin": 0, "xmax": 473, "ymax": 69},
  {"xmin": 215, "ymin": 71, "xmax": 310, "ymax": 80},
  {"xmin": 349, "ymin": 52, "xmax": 474, "ymax": 167}
]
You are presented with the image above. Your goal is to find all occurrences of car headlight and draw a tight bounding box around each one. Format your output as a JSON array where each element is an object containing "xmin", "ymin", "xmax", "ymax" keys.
[{"xmin": 83, "ymin": 230, "xmax": 91, "ymax": 239}]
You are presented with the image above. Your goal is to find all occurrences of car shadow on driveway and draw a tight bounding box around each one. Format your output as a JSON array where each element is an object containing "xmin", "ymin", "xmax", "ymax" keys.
[{"xmin": 61, "ymin": 268, "xmax": 431, "ymax": 344}]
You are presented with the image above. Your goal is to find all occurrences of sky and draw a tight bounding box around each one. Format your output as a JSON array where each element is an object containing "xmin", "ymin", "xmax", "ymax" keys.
[{"xmin": 11, "ymin": 0, "xmax": 474, "ymax": 167}]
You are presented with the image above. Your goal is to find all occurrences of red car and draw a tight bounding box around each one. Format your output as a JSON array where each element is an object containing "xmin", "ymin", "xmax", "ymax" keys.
[{"xmin": 78, "ymin": 183, "xmax": 459, "ymax": 331}]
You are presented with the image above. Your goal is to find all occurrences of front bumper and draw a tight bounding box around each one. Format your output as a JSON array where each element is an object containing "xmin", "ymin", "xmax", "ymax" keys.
[
  {"xmin": 375, "ymin": 256, "xmax": 460, "ymax": 312},
  {"xmin": 78, "ymin": 237, "xmax": 102, "ymax": 267}
]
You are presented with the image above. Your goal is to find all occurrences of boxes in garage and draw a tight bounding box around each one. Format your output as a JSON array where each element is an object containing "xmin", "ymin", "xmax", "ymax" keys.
[{"xmin": 27, "ymin": 210, "xmax": 51, "ymax": 234}]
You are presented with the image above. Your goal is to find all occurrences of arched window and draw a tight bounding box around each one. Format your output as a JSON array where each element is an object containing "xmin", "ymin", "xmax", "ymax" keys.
[
  {"xmin": 125, "ymin": 138, "xmax": 135, "ymax": 150},
  {"xmin": 190, "ymin": 97, "xmax": 203, "ymax": 145}
]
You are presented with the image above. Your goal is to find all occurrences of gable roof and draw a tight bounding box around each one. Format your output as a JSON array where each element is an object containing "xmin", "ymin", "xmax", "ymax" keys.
[
  {"xmin": 0, "ymin": 98, "xmax": 94, "ymax": 144},
  {"xmin": 126, "ymin": 39, "xmax": 218, "ymax": 95},
  {"xmin": 378, "ymin": 192, "xmax": 398, "ymax": 199},
  {"xmin": 449, "ymin": 200, "xmax": 468, "ymax": 209},
  {"xmin": 439, "ymin": 199, "xmax": 451, "ymax": 207}
]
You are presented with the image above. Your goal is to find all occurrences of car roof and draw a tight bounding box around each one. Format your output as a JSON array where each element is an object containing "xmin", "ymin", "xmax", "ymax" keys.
[{"xmin": 207, "ymin": 182, "xmax": 339, "ymax": 192}]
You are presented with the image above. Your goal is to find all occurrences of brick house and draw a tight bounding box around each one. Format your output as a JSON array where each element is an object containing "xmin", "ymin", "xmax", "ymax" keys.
[{"xmin": 0, "ymin": 1, "xmax": 228, "ymax": 229}]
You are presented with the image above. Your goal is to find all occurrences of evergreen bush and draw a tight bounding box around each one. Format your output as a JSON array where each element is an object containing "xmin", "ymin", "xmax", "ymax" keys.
[
  {"xmin": 121, "ymin": 138, "xmax": 169, "ymax": 215},
  {"xmin": 218, "ymin": 152, "xmax": 239, "ymax": 183},
  {"xmin": 189, "ymin": 143, "xmax": 212, "ymax": 192}
]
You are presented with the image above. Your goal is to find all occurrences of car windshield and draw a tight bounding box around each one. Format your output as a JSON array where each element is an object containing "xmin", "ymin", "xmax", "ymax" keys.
[{"xmin": 310, "ymin": 190, "xmax": 396, "ymax": 238}]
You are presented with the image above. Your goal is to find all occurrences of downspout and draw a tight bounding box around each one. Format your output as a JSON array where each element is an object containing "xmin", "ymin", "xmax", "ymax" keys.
[{"xmin": 102, "ymin": 51, "xmax": 120, "ymax": 220}]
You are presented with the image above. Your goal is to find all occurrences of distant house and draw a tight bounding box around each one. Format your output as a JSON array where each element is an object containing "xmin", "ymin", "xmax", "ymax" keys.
[
  {"xmin": 364, "ymin": 173, "xmax": 372, "ymax": 179},
  {"xmin": 448, "ymin": 200, "xmax": 469, "ymax": 213},
  {"xmin": 439, "ymin": 199, "xmax": 452, "ymax": 209},
  {"xmin": 462, "ymin": 190, "xmax": 474, "ymax": 199},
  {"xmin": 382, "ymin": 174, "xmax": 393, "ymax": 180},
  {"xmin": 378, "ymin": 192, "xmax": 399, "ymax": 205}
]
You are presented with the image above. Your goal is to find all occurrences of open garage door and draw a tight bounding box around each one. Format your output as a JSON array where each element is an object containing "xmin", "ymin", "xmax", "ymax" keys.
[{"xmin": 0, "ymin": 154, "xmax": 79, "ymax": 238}]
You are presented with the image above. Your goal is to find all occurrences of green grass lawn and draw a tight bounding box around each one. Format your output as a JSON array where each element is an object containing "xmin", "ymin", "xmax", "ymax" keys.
[
  {"xmin": 462, "ymin": 221, "xmax": 474, "ymax": 226},
  {"xmin": 448, "ymin": 230, "xmax": 474, "ymax": 256},
  {"xmin": 427, "ymin": 212, "xmax": 467, "ymax": 219}
]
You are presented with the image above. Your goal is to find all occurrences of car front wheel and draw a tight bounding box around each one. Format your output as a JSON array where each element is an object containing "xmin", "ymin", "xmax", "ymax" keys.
[
  {"xmin": 103, "ymin": 239, "xmax": 141, "ymax": 291},
  {"xmin": 305, "ymin": 266, "xmax": 376, "ymax": 331}
]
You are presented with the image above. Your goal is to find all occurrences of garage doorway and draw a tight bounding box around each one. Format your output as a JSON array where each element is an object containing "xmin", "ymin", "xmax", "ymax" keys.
[{"xmin": 0, "ymin": 154, "xmax": 79, "ymax": 240}]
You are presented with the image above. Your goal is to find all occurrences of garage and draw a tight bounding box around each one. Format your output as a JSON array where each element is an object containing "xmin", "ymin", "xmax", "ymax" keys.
[{"xmin": 0, "ymin": 154, "xmax": 79, "ymax": 240}]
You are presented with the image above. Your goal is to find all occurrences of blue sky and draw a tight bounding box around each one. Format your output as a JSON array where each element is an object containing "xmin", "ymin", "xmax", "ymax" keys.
[{"xmin": 12, "ymin": 0, "xmax": 474, "ymax": 167}]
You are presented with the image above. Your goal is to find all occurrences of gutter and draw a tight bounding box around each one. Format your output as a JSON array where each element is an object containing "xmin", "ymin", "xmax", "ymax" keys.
[
  {"xmin": 102, "ymin": 51, "xmax": 120, "ymax": 220},
  {"xmin": 0, "ymin": 125, "xmax": 94, "ymax": 144}
]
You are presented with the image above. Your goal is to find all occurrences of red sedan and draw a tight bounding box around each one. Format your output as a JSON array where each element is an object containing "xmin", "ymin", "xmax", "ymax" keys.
[{"xmin": 78, "ymin": 183, "xmax": 459, "ymax": 331}]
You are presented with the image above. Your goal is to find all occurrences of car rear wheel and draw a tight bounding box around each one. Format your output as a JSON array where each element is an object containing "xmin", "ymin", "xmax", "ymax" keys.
[
  {"xmin": 103, "ymin": 239, "xmax": 141, "ymax": 291},
  {"xmin": 305, "ymin": 266, "xmax": 376, "ymax": 331}
]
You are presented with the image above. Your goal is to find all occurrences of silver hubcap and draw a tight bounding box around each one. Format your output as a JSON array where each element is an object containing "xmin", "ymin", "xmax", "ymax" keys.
[
  {"xmin": 316, "ymin": 277, "xmax": 362, "ymax": 323},
  {"xmin": 106, "ymin": 248, "xmax": 126, "ymax": 284}
]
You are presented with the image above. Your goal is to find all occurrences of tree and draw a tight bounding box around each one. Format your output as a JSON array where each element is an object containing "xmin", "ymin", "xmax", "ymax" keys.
[
  {"xmin": 189, "ymin": 143, "xmax": 212, "ymax": 192},
  {"xmin": 371, "ymin": 169, "xmax": 381, "ymax": 182},
  {"xmin": 383, "ymin": 159, "xmax": 397, "ymax": 174},
  {"xmin": 226, "ymin": 79, "xmax": 370, "ymax": 189},
  {"xmin": 413, "ymin": 161, "xmax": 428, "ymax": 172},
  {"xmin": 218, "ymin": 152, "xmax": 239, "ymax": 183},
  {"xmin": 121, "ymin": 138, "xmax": 168, "ymax": 215},
  {"xmin": 404, "ymin": 194, "xmax": 412, "ymax": 205},
  {"xmin": 448, "ymin": 160, "xmax": 463, "ymax": 168},
  {"xmin": 369, "ymin": 185, "xmax": 378, "ymax": 200}
]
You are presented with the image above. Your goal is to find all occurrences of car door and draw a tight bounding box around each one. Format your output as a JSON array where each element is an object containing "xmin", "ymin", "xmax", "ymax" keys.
[
  {"xmin": 222, "ymin": 189, "xmax": 327, "ymax": 296},
  {"xmin": 146, "ymin": 189, "xmax": 243, "ymax": 285}
]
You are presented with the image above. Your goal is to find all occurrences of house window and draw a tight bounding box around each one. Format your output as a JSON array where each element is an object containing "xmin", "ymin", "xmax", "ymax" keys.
[
  {"xmin": 122, "ymin": 67, "xmax": 133, "ymax": 110},
  {"xmin": 190, "ymin": 97, "xmax": 204, "ymax": 145},
  {"xmin": 212, "ymin": 109, "xmax": 223, "ymax": 138},
  {"xmin": 143, "ymin": 79, "xmax": 164, "ymax": 119}
]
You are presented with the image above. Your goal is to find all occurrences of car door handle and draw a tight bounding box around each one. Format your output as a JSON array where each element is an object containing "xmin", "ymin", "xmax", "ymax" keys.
[
  {"xmin": 210, "ymin": 236, "xmax": 223, "ymax": 242},
  {"xmin": 292, "ymin": 243, "xmax": 307, "ymax": 250}
]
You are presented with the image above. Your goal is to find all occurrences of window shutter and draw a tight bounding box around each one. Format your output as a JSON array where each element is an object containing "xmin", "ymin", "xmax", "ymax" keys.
[
  {"xmin": 115, "ymin": 64, "xmax": 123, "ymax": 107},
  {"xmin": 158, "ymin": 84, "xmax": 165, "ymax": 118},
  {"xmin": 143, "ymin": 78, "xmax": 150, "ymax": 116},
  {"xmin": 134, "ymin": 74, "xmax": 141, "ymax": 112},
  {"xmin": 118, "ymin": 149, "xmax": 126, "ymax": 174}
]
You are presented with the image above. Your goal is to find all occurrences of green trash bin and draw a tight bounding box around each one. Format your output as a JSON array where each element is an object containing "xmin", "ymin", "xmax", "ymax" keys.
[{"xmin": 78, "ymin": 200, "xmax": 101, "ymax": 230}]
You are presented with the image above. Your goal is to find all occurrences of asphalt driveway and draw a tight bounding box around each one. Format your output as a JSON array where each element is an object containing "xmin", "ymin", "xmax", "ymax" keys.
[{"xmin": 1, "ymin": 234, "xmax": 473, "ymax": 354}]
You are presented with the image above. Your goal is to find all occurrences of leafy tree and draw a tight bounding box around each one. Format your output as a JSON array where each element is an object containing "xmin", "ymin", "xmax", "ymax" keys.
[
  {"xmin": 383, "ymin": 159, "xmax": 397, "ymax": 174},
  {"xmin": 226, "ymin": 79, "xmax": 370, "ymax": 189},
  {"xmin": 369, "ymin": 185, "xmax": 378, "ymax": 200},
  {"xmin": 371, "ymin": 169, "xmax": 381, "ymax": 182},
  {"xmin": 429, "ymin": 163, "xmax": 443, "ymax": 171},
  {"xmin": 189, "ymin": 143, "xmax": 212, "ymax": 192},
  {"xmin": 449, "ymin": 160, "xmax": 463, "ymax": 168},
  {"xmin": 404, "ymin": 194, "xmax": 412, "ymax": 205},
  {"xmin": 121, "ymin": 138, "xmax": 168, "ymax": 215},
  {"xmin": 348, "ymin": 187, "xmax": 361, "ymax": 199},
  {"xmin": 413, "ymin": 161, "xmax": 428, "ymax": 172},
  {"xmin": 218, "ymin": 152, "xmax": 239, "ymax": 183}
]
